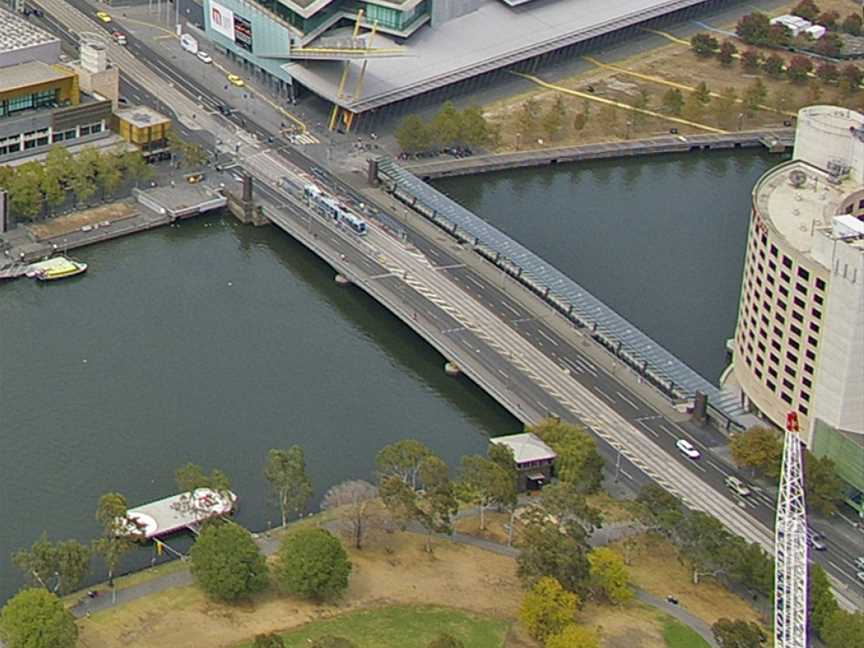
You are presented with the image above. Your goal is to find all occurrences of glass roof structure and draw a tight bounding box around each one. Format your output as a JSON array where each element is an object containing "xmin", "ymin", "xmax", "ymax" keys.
[{"xmin": 376, "ymin": 157, "xmax": 749, "ymax": 426}]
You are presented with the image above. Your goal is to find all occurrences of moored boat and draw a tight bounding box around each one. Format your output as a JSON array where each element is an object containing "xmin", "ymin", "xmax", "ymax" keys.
[{"xmin": 25, "ymin": 256, "xmax": 88, "ymax": 281}]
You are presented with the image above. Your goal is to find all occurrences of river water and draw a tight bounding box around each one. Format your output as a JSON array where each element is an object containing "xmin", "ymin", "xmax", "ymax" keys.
[
  {"xmin": 0, "ymin": 149, "xmax": 779, "ymax": 603},
  {"xmin": 434, "ymin": 151, "xmax": 780, "ymax": 383}
]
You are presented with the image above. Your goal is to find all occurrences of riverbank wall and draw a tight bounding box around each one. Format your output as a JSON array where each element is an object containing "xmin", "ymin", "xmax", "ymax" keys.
[{"xmin": 405, "ymin": 129, "xmax": 794, "ymax": 180}]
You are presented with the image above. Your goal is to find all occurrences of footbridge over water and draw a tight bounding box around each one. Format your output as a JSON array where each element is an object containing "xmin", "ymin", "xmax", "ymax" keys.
[{"xmin": 371, "ymin": 157, "xmax": 755, "ymax": 432}]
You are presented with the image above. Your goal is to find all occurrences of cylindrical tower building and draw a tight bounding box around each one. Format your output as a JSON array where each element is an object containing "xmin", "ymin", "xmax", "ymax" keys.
[{"xmin": 732, "ymin": 106, "xmax": 864, "ymax": 516}]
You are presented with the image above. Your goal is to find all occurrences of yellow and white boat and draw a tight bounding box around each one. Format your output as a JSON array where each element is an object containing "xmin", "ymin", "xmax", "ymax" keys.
[{"xmin": 25, "ymin": 256, "xmax": 88, "ymax": 281}]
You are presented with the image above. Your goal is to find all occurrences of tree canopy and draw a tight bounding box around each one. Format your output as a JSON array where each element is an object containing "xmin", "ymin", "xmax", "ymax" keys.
[
  {"xmin": 13, "ymin": 535, "xmax": 91, "ymax": 596},
  {"xmin": 264, "ymin": 446, "xmax": 314, "ymax": 527},
  {"xmin": 588, "ymin": 547, "xmax": 632, "ymax": 605},
  {"xmin": 273, "ymin": 528, "xmax": 351, "ymax": 601},
  {"xmin": 545, "ymin": 624, "xmax": 600, "ymax": 648},
  {"xmin": 457, "ymin": 453, "xmax": 516, "ymax": 531},
  {"xmin": 517, "ymin": 514, "xmax": 591, "ymax": 595},
  {"xmin": 711, "ymin": 618, "xmax": 766, "ymax": 648},
  {"xmin": 321, "ymin": 479, "xmax": 381, "ymax": 549},
  {"xmin": 518, "ymin": 576, "xmax": 579, "ymax": 643},
  {"xmin": 0, "ymin": 588, "xmax": 77, "ymax": 648},
  {"xmin": 527, "ymin": 418, "xmax": 604, "ymax": 493},
  {"xmin": 189, "ymin": 521, "xmax": 269, "ymax": 601},
  {"xmin": 376, "ymin": 439, "xmax": 433, "ymax": 489}
]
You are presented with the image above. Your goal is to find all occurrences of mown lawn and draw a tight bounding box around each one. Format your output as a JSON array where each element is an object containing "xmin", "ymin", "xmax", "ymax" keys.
[
  {"xmin": 662, "ymin": 616, "xmax": 711, "ymax": 648},
  {"xmin": 239, "ymin": 605, "xmax": 510, "ymax": 648}
]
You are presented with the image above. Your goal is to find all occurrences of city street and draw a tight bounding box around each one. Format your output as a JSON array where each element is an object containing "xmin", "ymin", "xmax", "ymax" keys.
[{"xmin": 25, "ymin": 0, "xmax": 864, "ymax": 610}]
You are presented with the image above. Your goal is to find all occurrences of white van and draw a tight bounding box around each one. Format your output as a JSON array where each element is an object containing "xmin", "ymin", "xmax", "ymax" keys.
[{"xmin": 180, "ymin": 33, "xmax": 198, "ymax": 55}]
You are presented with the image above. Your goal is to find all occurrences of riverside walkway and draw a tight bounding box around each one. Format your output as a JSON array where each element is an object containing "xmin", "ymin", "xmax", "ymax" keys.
[{"xmin": 405, "ymin": 129, "xmax": 793, "ymax": 179}]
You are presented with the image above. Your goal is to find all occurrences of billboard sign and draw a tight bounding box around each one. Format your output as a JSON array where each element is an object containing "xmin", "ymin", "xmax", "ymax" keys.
[
  {"xmin": 234, "ymin": 13, "xmax": 253, "ymax": 52},
  {"xmin": 209, "ymin": 1, "xmax": 235, "ymax": 41}
]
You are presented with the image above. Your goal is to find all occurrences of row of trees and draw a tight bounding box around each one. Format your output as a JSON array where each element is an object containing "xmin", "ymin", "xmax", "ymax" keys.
[
  {"xmin": 635, "ymin": 481, "xmax": 861, "ymax": 648},
  {"xmin": 730, "ymin": 426, "xmax": 842, "ymax": 514},
  {"xmin": 394, "ymin": 101, "xmax": 498, "ymax": 152},
  {"xmin": 692, "ymin": 31, "xmax": 864, "ymax": 93},
  {"xmin": 790, "ymin": 1, "xmax": 863, "ymax": 35},
  {"xmin": 0, "ymin": 147, "xmax": 152, "ymax": 221}
]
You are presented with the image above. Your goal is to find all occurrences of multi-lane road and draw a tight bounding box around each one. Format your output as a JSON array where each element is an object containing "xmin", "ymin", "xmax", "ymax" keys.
[{"xmin": 29, "ymin": 0, "xmax": 863, "ymax": 608}]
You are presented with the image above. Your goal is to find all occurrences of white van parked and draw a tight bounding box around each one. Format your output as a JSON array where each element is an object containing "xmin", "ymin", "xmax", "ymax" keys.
[{"xmin": 180, "ymin": 33, "xmax": 198, "ymax": 55}]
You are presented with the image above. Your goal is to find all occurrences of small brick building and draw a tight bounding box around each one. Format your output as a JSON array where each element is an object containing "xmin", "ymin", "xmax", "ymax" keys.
[{"xmin": 491, "ymin": 432, "xmax": 557, "ymax": 492}]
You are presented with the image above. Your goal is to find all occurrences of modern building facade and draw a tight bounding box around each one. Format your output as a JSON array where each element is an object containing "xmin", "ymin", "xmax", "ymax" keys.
[
  {"xmin": 0, "ymin": 59, "xmax": 112, "ymax": 162},
  {"xmin": 732, "ymin": 106, "xmax": 864, "ymax": 515},
  {"xmin": 200, "ymin": 0, "xmax": 725, "ymax": 130},
  {"xmin": 114, "ymin": 106, "xmax": 171, "ymax": 161}
]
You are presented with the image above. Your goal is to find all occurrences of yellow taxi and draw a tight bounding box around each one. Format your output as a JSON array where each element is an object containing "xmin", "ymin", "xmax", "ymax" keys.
[
  {"xmin": 95, "ymin": 11, "xmax": 112, "ymax": 23},
  {"xmin": 227, "ymin": 74, "xmax": 245, "ymax": 88}
]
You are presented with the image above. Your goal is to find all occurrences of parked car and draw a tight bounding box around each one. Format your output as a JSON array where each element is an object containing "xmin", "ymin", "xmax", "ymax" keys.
[
  {"xmin": 196, "ymin": 51, "xmax": 212, "ymax": 64},
  {"xmin": 95, "ymin": 11, "xmax": 112, "ymax": 23},
  {"xmin": 855, "ymin": 557, "xmax": 864, "ymax": 571},
  {"xmin": 725, "ymin": 476, "xmax": 752, "ymax": 497},
  {"xmin": 227, "ymin": 74, "xmax": 245, "ymax": 87},
  {"xmin": 675, "ymin": 439, "xmax": 700, "ymax": 460}
]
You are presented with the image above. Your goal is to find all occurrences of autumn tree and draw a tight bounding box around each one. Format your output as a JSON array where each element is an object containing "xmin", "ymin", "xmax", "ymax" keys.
[
  {"xmin": 711, "ymin": 618, "xmax": 766, "ymax": 648},
  {"xmin": 321, "ymin": 479, "xmax": 381, "ymax": 549},
  {"xmin": 817, "ymin": 62, "xmax": 839, "ymax": 83},
  {"xmin": 691, "ymin": 33, "xmax": 719, "ymax": 57},
  {"xmin": 792, "ymin": 0, "xmax": 820, "ymax": 22},
  {"xmin": 763, "ymin": 54, "xmax": 786, "ymax": 79},
  {"xmin": 545, "ymin": 625, "xmax": 600, "ymax": 648},
  {"xmin": 718, "ymin": 40, "xmax": 737, "ymax": 66},
  {"xmin": 841, "ymin": 64, "xmax": 863, "ymax": 91},
  {"xmin": 264, "ymin": 446, "xmax": 313, "ymax": 527},
  {"xmin": 736, "ymin": 12, "xmax": 771, "ymax": 46},
  {"xmin": 740, "ymin": 50, "xmax": 761, "ymax": 73},
  {"xmin": 842, "ymin": 13, "xmax": 863, "ymax": 36},
  {"xmin": 788, "ymin": 55, "xmax": 813, "ymax": 83},
  {"xmin": 518, "ymin": 576, "xmax": 578, "ymax": 643},
  {"xmin": 587, "ymin": 547, "xmax": 632, "ymax": 605},
  {"xmin": 817, "ymin": 11, "xmax": 839, "ymax": 30}
]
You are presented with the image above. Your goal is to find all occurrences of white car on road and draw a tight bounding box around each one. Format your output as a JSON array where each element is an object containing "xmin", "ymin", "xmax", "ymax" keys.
[
  {"xmin": 676, "ymin": 439, "xmax": 700, "ymax": 460},
  {"xmin": 197, "ymin": 51, "xmax": 212, "ymax": 64}
]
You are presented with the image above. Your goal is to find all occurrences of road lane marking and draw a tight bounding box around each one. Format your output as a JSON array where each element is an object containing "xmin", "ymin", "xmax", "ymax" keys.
[
  {"xmin": 503, "ymin": 302, "xmax": 520, "ymax": 317},
  {"xmin": 593, "ymin": 388, "xmax": 616, "ymax": 404},
  {"xmin": 538, "ymin": 329, "xmax": 559, "ymax": 346},
  {"xmin": 616, "ymin": 391, "xmax": 640, "ymax": 409}
]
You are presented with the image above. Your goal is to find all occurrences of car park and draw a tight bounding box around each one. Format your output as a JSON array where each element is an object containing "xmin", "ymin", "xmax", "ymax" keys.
[
  {"xmin": 96, "ymin": 11, "xmax": 112, "ymax": 23},
  {"xmin": 196, "ymin": 51, "xmax": 212, "ymax": 64},
  {"xmin": 675, "ymin": 439, "xmax": 700, "ymax": 460},
  {"xmin": 725, "ymin": 476, "xmax": 752, "ymax": 497},
  {"xmin": 227, "ymin": 74, "xmax": 245, "ymax": 87}
]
